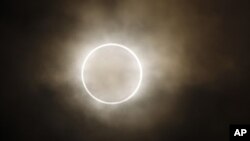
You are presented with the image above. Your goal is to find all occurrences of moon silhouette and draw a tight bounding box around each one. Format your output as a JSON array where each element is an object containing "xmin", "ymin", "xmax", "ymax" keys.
[{"xmin": 81, "ymin": 43, "xmax": 143, "ymax": 104}]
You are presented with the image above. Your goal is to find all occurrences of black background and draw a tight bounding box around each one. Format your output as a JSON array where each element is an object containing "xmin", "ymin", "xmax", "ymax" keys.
[{"xmin": 1, "ymin": 0, "xmax": 250, "ymax": 141}]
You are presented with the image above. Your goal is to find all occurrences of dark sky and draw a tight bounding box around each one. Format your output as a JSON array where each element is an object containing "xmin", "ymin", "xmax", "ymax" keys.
[{"xmin": 1, "ymin": 0, "xmax": 250, "ymax": 141}]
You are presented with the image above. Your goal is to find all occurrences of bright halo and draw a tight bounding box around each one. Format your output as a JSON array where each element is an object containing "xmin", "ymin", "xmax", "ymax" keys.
[{"xmin": 81, "ymin": 43, "xmax": 143, "ymax": 105}]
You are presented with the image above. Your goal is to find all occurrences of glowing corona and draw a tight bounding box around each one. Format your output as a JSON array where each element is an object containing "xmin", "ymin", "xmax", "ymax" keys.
[{"xmin": 81, "ymin": 43, "xmax": 143, "ymax": 105}]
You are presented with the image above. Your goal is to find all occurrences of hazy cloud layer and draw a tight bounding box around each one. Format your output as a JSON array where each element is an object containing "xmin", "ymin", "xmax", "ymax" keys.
[{"xmin": 2, "ymin": 0, "xmax": 250, "ymax": 141}]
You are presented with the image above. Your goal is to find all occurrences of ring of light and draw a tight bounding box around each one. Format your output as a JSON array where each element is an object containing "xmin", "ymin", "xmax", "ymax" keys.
[{"xmin": 81, "ymin": 43, "xmax": 143, "ymax": 105}]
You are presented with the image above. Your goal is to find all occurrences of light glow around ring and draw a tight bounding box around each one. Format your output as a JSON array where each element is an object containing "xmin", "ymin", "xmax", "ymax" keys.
[{"xmin": 81, "ymin": 43, "xmax": 143, "ymax": 105}]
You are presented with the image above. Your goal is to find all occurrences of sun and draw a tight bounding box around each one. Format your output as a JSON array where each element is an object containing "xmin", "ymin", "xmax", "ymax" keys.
[{"xmin": 81, "ymin": 43, "xmax": 143, "ymax": 105}]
